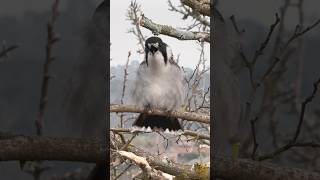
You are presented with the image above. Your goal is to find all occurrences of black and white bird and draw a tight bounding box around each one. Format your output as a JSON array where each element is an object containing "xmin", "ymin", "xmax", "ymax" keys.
[{"xmin": 132, "ymin": 36, "xmax": 185, "ymax": 131}]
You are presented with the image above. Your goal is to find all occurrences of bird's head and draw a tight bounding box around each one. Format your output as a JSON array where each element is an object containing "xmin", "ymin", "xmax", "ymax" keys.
[{"xmin": 145, "ymin": 36, "xmax": 169, "ymax": 66}]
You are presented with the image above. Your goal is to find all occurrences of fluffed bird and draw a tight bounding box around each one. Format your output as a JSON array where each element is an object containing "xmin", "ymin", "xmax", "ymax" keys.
[{"xmin": 132, "ymin": 36, "xmax": 185, "ymax": 131}]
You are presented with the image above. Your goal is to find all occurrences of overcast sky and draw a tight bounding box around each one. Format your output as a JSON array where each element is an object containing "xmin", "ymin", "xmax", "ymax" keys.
[{"xmin": 110, "ymin": 0, "xmax": 210, "ymax": 68}]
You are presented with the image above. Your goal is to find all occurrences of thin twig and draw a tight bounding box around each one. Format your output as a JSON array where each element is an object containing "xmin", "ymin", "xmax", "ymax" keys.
[
  {"xmin": 119, "ymin": 52, "xmax": 131, "ymax": 127},
  {"xmin": 0, "ymin": 45, "xmax": 18, "ymax": 59},
  {"xmin": 250, "ymin": 117, "xmax": 259, "ymax": 160},
  {"xmin": 283, "ymin": 18, "xmax": 320, "ymax": 50},
  {"xmin": 126, "ymin": 1, "xmax": 145, "ymax": 53},
  {"xmin": 252, "ymin": 13, "xmax": 280, "ymax": 65},
  {"xmin": 36, "ymin": 0, "xmax": 60, "ymax": 136},
  {"xmin": 258, "ymin": 78, "xmax": 320, "ymax": 161},
  {"xmin": 229, "ymin": 15, "xmax": 245, "ymax": 35}
]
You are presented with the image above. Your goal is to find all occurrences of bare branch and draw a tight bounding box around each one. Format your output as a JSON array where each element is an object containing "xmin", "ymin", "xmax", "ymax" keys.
[
  {"xmin": 252, "ymin": 13, "xmax": 280, "ymax": 65},
  {"xmin": 126, "ymin": 1, "xmax": 145, "ymax": 53},
  {"xmin": 258, "ymin": 78, "xmax": 320, "ymax": 161},
  {"xmin": 140, "ymin": 15, "xmax": 210, "ymax": 42},
  {"xmin": 168, "ymin": 0, "xmax": 210, "ymax": 27},
  {"xmin": 229, "ymin": 15, "xmax": 245, "ymax": 34},
  {"xmin": 250, "ymin": 117, "xmax": 259, "ymax": 160},
  {"xmin": 214, "ymin": 155, "xmax": 320, "ymax": 180},
  {"xmin": 292, "ymin": 78, "xmax": 320, "ymax": 142},
  {"xmin": 110, "ymin": 128, "xmax": 210, "ymax": 140},
  {"xmin": 119, "ymin": 51, "xmax": 131, "ymax": 127},
  {"xmin": 111, "ymin": 138, "xmax": 207, "ymax": 179},
  {"xmin": 117, "ymin": 150, "xmax": 171, "ymax": 179},
  {"xmin": 0, "ymin": 134, "xmax": 105, "ymax": 162},
  {"xmin": 36, "ymin": 0, "xmax": 60, "ymax": 136},
  {"xmin": 110, "ymin": 104, "xmax": 210, "ymax": 124},
  {"xmin": 283, "ymin": 18, "xmax": 320, "ymax": 50},
  {"xmin": 181, "ymin": 0, "xmax": 210, "ymax": 16},
  {"xmin": 0, "ymin": 45, "xmax": 18, "ymax": 59}
]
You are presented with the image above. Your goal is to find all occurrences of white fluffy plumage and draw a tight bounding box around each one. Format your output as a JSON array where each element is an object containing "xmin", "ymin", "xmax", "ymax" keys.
[{"xmin": 132, "ymin": 46, "xmax": 185, "ymax": 111}]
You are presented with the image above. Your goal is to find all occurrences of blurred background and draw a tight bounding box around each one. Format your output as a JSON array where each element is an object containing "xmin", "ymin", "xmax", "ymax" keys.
[
  {"xmin": 0, "ymin": 0, "xmax": 107, "ymax": 179},
  {"xmin": 215, "ymin": 0, "xmax": 320, "ymax": 173}
]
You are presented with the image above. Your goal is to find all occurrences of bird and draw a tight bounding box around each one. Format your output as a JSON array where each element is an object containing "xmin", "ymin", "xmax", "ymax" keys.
[{"xmin": 132, "ymin": 36, "xmax": 185, "ymax": 131}]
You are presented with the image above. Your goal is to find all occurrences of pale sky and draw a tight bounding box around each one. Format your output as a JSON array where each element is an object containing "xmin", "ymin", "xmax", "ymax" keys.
[{"xmin": 110, "ymin": 0, "xmax": 210, "ymax": 68}]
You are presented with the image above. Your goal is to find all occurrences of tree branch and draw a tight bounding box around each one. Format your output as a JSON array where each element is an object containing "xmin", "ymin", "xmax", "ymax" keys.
[
  {"xmin": 110, "ymin": 128, "xmax": 210, "ymax": 140},
  {"xmin": 0, "ymin": 45, "xmax": 18, "ymax": 59},
  {"xmin": 168, "ymin": 0, "xmax": 210, "ymax": 27},
  {"xmin": 214, "ymin": 155, "xmax": 320, "ymax": 180},
  {"xmin": 181, "ymin": 0, "xmax": 210, "ymax": 16},
  {"xmin": 110, "ymin": 134, "xmax": 209, "ymax": 179},
  {"xmin": 0, "ymin": 133, "xmax": 105, "ymax": 163},
  {"xmin": 36, "ymin": 0, "xmax": 60, "ymax": 136},
  {"xmin": 2, "ymin": 133, "xmax": 320, "ymax": 180},
  {"xmin": 283, "ymin": 18, "xmax": 320, "ymax": 50},
  {"xmin": 121, "ymin": 143, "xmax": 204, "ymax": 179},
  {"xmin": 110, "ymin": 104, "xmax": 210, "ymax": 124},
  {"xmin": 258, "ymin": 77, "xmax": 320, "ymax": 161},
  {"xmin": 117, "ymin": 150, "xmax": 172, "ymax": 179},
  {"xmin": 140, "ymin": 15, "xmax": 210, "ymax": 42}
]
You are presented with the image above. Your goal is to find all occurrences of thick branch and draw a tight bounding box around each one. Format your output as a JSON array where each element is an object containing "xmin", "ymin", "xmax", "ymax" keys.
[
  {"xmin": 140, "ymin": 15, "xmax": 210, "ymax": 42},
  {"xmin": 0, "ymin": 134, "xmax": 105, "ymax": 163},
  {"xmin": 124, "ymin": 144, "xmax": 201, "ymax": 179},
  {"xmin": 181, "ymin": 0, "xmax": 210, "ymax": 16},
  {"xmin": 214, "ymin": 156, "xmax": 320, "ymax": 180},
  {"xmin": 111, "ymin": 128, "xmax": 210, "ymax": 140},
  {"xmin": 2, "ymin": 133, "xmax": 320, "ymax": 180},
  {"xmin": 110, "ymin": 104, "xmax": 210, "ymax": 124},
  {"xmin": 117, "ymin": 150, "xmax": 171, "ymax": 179}
]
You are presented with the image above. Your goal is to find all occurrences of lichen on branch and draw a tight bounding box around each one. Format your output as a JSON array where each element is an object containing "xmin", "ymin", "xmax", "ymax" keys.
[{"xmin": 139, "ymin": 14, "xmax": 210, "ymax": 42}]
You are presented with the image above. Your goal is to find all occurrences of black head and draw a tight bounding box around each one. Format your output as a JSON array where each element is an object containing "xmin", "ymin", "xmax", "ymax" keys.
[{"xmin": 145, "ymin": 36, "xmax": 168, "ymax": 65}]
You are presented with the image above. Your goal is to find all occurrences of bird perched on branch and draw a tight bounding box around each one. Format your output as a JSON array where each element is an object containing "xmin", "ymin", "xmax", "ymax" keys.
[{"xmin": 132, "ymin": 36, "xmax": 185, "ymax": 131}]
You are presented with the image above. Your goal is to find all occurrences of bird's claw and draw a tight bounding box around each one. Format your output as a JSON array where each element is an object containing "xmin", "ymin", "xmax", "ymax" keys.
[{"xmin": 144, "ymin": 104, "xmax": 154, "ymax": 113}]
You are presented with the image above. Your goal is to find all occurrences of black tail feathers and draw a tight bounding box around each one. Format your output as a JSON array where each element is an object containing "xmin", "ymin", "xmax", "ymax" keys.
[{"xmin": 133, "ymin": 113, "xmax": 182, "ymax": 131}]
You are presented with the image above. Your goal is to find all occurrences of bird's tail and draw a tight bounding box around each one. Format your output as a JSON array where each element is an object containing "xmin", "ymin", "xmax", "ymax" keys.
[{"xmin": 133, "ymin": 113, "xmax": 182, "ymax": 131}]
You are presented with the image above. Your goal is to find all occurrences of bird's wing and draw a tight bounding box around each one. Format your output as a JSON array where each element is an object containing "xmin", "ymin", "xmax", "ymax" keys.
[
  {"xmin": 137, "ymin": 61, "xmax": 147, "ymax": 73},
  {"xmin": 131, "ymin": 61, "xmax": 148, "ymax": 106}
]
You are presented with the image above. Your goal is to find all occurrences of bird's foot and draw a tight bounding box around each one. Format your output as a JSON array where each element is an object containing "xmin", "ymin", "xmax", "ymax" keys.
[
  {"xmin": 144, "ymin": 104, "xmax": 154, "ymax": 114},
  {"xmin": 163, "ymin": 109, "xmax": 173, "ymax": 117}
]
